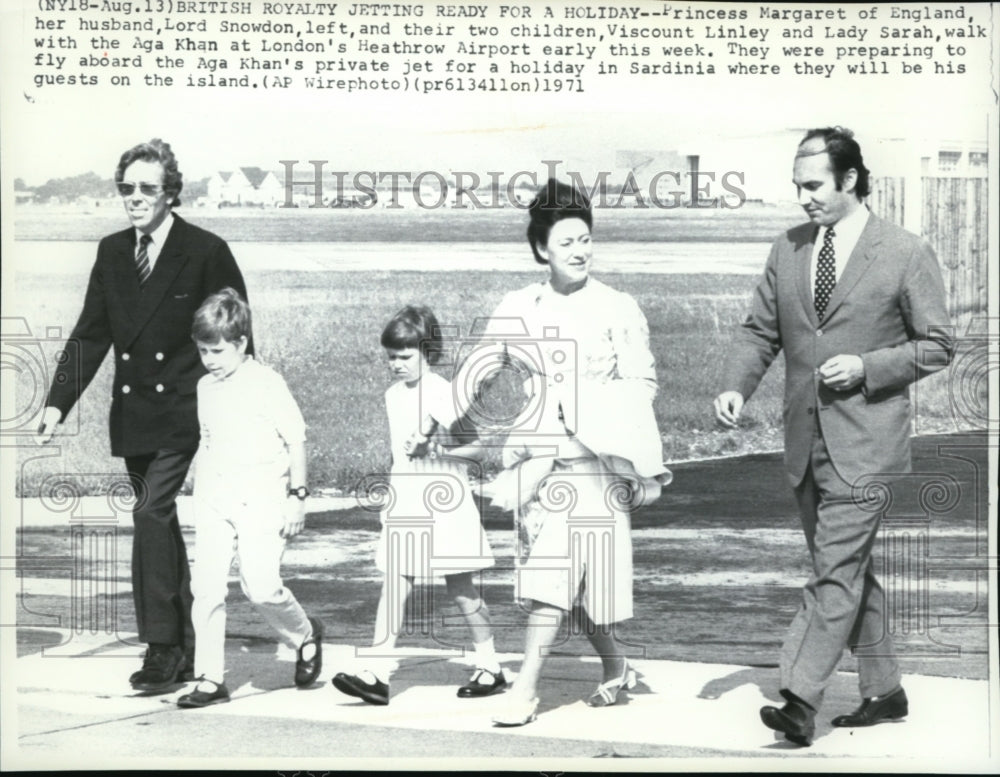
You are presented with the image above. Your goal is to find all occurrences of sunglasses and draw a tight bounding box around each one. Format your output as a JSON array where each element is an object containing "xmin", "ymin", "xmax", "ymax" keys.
[{"xmin": 117, "ymin": 182, "xmax": 165, "ymax": 197}]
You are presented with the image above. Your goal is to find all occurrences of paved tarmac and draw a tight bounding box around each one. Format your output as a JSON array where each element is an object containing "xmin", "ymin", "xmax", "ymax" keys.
[
  {"xmin": 6, "ymin": 625, "xmax": 997, "ymax": 771},
  {"xmin": 7, "ymin": 433, "xmax": 996, "ymax": 770}
]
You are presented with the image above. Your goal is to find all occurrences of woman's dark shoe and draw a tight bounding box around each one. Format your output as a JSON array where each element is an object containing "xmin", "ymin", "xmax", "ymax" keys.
[
  {"xmin": 457, "ymin": 668, "xmax": 508, "ymax": 698},
  {"xmin": 332, "ymin": 671, "xmax": 389, "ymax": 705},
  {"xmin": 295, "ymin": 617, "xmax": 324, "ymax": 688},
  {"xmin": 177, "ymin": 677, "xmax": 230, "ymax": 708},
  {"xmin": 831, "ymin": 687, "xmax": 908, "ymax": 727}
]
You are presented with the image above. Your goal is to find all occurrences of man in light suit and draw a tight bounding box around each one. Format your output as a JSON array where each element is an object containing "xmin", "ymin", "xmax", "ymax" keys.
[
  {"xmin": 714, "ymin": 127, "xmax": 953, "ymax": 745},
  {"xmin": 36, "ymin": 139, "xmax": 250, "ymax": 693}
]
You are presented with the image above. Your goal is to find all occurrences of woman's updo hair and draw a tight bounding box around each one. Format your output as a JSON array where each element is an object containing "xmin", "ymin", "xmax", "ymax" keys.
[{"xmin": 526, "ymin": 178, "xmax": 593, "ymax": 265}]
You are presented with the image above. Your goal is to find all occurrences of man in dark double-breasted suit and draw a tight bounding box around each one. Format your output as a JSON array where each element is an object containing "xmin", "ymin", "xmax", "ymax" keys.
[
  {"xmin": 715, "ymin": 127, "xmax": 953, "ymax": 746},
  {"xmin": 37, "ymin": 139, "xmax": 250, "ymax": 692}
]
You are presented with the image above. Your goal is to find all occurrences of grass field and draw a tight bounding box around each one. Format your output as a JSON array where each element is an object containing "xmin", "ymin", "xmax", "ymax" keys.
[
  {"xmin": 11, "ymin": 267, "xmax": 970, "ymax": 497},
  {"xmin": 14, "ymin": 200, "xmax": 803, "ymax": 244}
]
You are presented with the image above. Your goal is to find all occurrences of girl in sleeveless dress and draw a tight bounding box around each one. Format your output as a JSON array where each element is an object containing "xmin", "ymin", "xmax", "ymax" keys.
[{"xmin": 332, "ymin": 306, "xmax": 505, "ymax": 704}]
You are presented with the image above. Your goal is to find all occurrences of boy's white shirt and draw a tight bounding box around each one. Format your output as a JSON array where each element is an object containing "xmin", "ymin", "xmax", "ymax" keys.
[{"xmin": 194, "ymin": 356, "xmax": 306, "ymax": 503}]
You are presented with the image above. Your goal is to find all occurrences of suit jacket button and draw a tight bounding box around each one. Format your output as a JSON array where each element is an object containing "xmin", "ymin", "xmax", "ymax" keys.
[
  {"xmin": 122, "ymin": 385, "xmax": 131, "ymax": 394},
  {"xmin": 122, "ymin": 353, "xmax": 130, "ymax": 361},
  {"xmin": 155, "ymin": 384, "xmax": 164, "ymax": 393},
  {"xmin": 816, "ymin": 329, "xmax": 823, "ymax": 336},
  {"xmin": 155, "ymin": 352, "xmax": 164, "ymax": 361},
  {"xmin": 806, "ymin": 407, "xmax": 814, "ymax": 415}
]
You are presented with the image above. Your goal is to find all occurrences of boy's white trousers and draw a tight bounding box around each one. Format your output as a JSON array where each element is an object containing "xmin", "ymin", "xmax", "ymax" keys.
[{"xmin": 191, "ymin": 495, "xmax": 310, "ymax": 684}]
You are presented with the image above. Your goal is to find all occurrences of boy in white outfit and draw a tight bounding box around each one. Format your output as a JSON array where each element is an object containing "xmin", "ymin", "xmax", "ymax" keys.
[{"xmin": 178, "ymin": 288, "xmax": 323, "ymax": 707}]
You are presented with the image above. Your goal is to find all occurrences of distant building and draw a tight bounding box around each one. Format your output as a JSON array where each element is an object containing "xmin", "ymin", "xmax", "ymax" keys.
[
  {"xmin": 208, "ymin": 167, "xmax": 284, "ymax": 206},
  {"xmin": 921, "ymin": 140, "xmax": 988, "ymax": 177}
]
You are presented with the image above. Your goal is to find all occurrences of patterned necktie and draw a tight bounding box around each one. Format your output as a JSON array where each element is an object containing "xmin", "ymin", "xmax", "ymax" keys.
[
  {"xmin": 814, "ymin": 226, "xmax": 836, "ymax": 319},
  {"xmin": 136, "ymin": 234, "xmax": 152, "ymax": 288}
]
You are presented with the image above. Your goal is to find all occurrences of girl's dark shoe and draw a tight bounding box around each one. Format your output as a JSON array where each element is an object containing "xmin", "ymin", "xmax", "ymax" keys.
[{"xmin": 457, "ymin": 668, "xmax": 508, "ymax": 698}]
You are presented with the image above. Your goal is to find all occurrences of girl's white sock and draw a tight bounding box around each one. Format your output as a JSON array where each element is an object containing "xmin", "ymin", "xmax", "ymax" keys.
[{"xmin": 473, "ymin": 636, "xmax": 502, "ymax": 675}]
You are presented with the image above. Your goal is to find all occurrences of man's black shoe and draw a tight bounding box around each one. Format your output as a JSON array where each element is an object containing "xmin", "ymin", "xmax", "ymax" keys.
[
  {"xmin": 832, "ymin": 687, "xmax": 908, "ymax": 727},
  {"xmin": 295, "ymin": 617, "xmax": 324, "ymax": 688},
  {"xmin": 760, "ymin": 693, "xmax": 816, "ymax": 746},
  {"xmin": 129, "ymin": 649, "xmax": 149, "ymax": 685},
  {"xmin": 130, "ymin": 644, "xmax": 186, "ymax": 693},
  {"xmin": 332, "ymin": 671, "xmax": 389, "ymax": 705},
  {"xmin": 179, "ymin": 646, "xmax": 196, "ymax": 682}
]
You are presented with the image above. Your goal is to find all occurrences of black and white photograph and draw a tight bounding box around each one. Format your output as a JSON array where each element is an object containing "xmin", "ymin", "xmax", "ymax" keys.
[{"xmin": 1, "ymin": 0, "xmax": 997, "ymax": 771}]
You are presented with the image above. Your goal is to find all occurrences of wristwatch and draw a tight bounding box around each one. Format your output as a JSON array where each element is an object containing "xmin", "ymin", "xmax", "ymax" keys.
[{"xmin": 287, "ymin": 485, "xmax": 310, "ymax": 500}]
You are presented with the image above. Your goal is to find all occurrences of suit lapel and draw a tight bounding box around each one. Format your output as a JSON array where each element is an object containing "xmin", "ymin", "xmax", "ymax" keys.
[
  {"xmin": 819, "ymin": 212, "xmax": 880, "ymax": 323},
  {"xmin": 795, "ymin": 225, "xmax": 820, "ymax": 327},
  {"xmin": 127, "ymin": 216, "xmax": 193, "ymax": 343}
]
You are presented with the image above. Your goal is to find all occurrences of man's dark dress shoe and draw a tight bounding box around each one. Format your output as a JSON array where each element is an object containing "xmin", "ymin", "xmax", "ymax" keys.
[
  {"xmin": 130, "ymin": 644, "xmax": 195, "ymax": 683},
  {"xmin": 457, "ymin": 668, "xmax": 508, "ymax": 698},
  {"xmin": 180, "ymin": 649, "xmax": 196, "ymax": 682},
  {"xmin": 332, "ymin": 671, "xmax": 389, "ymax": 705},
  {"xmin": 760, "ymin": 694, "xmax": 816, "ymax": 746},
  {"xmin": 177, "ymin": 678, "xmax": 230, "ymax": 708},
  {"xmin": 295, "ymin": 617, "xmax": 324, "ymax": 688},
  {"xmin": 832, "ymin": 687, "xmax": 908, "ymax": 727},
  {"xmin": 129, "ymin": 658, "xmax": 145, "ymax": 684},
  {"xmin": 130, "ymin": 644, "xmax": 186, "ymax": 693}
]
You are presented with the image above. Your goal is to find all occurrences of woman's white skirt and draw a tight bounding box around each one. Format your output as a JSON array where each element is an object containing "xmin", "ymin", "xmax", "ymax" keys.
[{"xmin": 514, "ymin": 454, "xmax": 634, "ymax": 625}]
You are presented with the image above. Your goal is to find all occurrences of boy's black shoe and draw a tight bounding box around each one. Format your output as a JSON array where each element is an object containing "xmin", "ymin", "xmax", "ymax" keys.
[
  {"xmin": 177, "ymin": 678, "xmax": 230, "ymax": 708},
  {"xmin": 295, "ymin": 617, "xmax": 324, "ymax": 688},
  {"xmin": 130, "ymin": 644, "xmax": 186, "ymax": 693},
  {"xmin": 332, "ymin": 671, "xmax": 389, "ymax": 705}
]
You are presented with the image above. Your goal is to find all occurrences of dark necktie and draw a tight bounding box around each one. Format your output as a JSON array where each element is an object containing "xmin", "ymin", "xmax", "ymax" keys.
[
  {"xmin": 136, "ymin": 234, "xmax": 152, "ymax": 288},
  {"xmin": 814, "ymin": 226, "xmax": 836, "ymax": 319}
]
